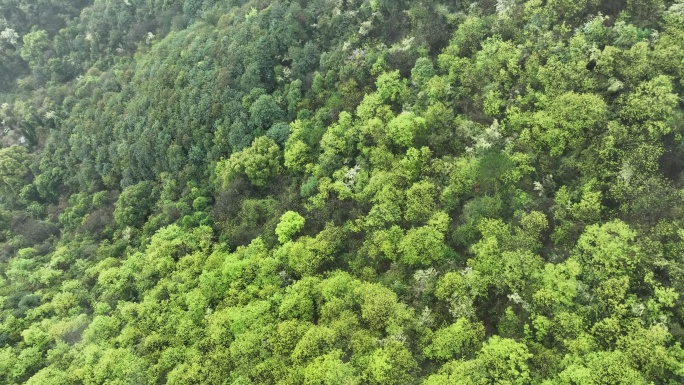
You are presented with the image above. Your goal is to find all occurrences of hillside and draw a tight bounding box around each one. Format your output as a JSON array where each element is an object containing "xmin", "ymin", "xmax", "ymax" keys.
[{"xmin": 2, "ymin": 0, "xmax": 684, "ymax": 383}]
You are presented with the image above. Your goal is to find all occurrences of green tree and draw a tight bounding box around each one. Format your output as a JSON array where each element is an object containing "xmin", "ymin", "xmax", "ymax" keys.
[
  {"xmin": 364, "ymin": 340, "xmax": 417, "ymax": 385},
  {"xmin": 572, "ymin": 220, "xmax": 640, "ymax": 284},
  {"xmin": 216, "ymin": 136, "xmax": 283, "ymax": 188},
  {"xmin": 283, "ymin": 224, "xmax": 342, "ymax": 277},
  {"xmin": 556, "ymin": 351, "xmax": 648, "ymax": 385},
  {"xmin": 0, "ymin": 145, "xmax": 33, "ymax": 204},
  {"xmin": 398, "ymin": 212, "xmax": 449, "ymax": 266},
  {"xmin": 424, "ymin": 318, "xmax": 485, "ymax": 361},
  {"xmin": 113, "ymin": 181, "xmax": 158, "ymax": 228},
  {"xmin": 376, "ymin": 71, "xmax": 409, "ymax": 104},
  {"xmin": 619, "ymin": 75, "xmax": 678, "ymax": 138},
  {"xmin": 303, "ymin": 349, "xmax": 359, "ymax": 385},
  {"xmin": 19, "ymin": 30, "xmax": 51, "ymax": 83},
  {"xmin": 404, "ymin": 180, "xmax": 436, "ymax": 223},
  {"xmin": 276, "ymin": 211, "xmax": 306, "ymax": 243},
  {"xmin": 427, "ymin": 336, "xmax": 533, "ymax": 384},
  {"xmin": 250, "ymin": 94, "xmax": 285, "ymax": 131},
  {"xmin": 386, "ymin": 111, "xmax": 427, "ymax": 148}
]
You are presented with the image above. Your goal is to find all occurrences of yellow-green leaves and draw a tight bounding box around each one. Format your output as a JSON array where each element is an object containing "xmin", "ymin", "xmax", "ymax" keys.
[
  {"xmin": 519, "ymin": 92, "xmax": 607, "ymax": 156},
  {"xmin": 0, "ymin": 145, "xmax": 33, "ymax": 202},
  {"xmin": 425, "ymin": 336, "xmax": 533, "ymax": 385},
  {"xmin": 375, "ymin": 71, "xmax": 408, "ymax": 105},
  {"xmin": 405, "ymin": 181, "xmax": 437, "ymax": 223},
  {"xmin": 364, "ymin": 340, "xmax": 417, "ymax": 385},
  {"xmin": 303, "ymin": 349, "xmax": 359, "ymax": 385},
  {"xmin": 619, "ymin": 75, "xmax": 678, "ymax": 138},
  {"xmin": 386, "ymin": 112, "xmax": 427, "ymax": 148},
  {"xmin": 276, "ymin": 211, "xmax": 306, "ymax": 244},
  {"xmin": 399, "ymin": 212, "xmax": 449, "ymax": 266},
  {"xmin": 283, "ymin": 224, "xmax": 342, "ymax": 277},
  {"xmin": 557, "ymin": 350, "xmax": 648, "ymax": 385},
  {"xmin": 573, "ymin": 220, "xmax": 640, "ymax": 283},
  {"xmin": 424, "ymin": 318, "xmax": 485, "ymax": 361},
  {"xmin": 113, "ymin": 181, "xmax": 158, "ymax": 228},
  {"xmin": 216, "ymin": 136, "xmax": 282, "ymax": 188},
  {"xmin": 354, "ymin": 282, "xmax": 400, "ymax": 330}
]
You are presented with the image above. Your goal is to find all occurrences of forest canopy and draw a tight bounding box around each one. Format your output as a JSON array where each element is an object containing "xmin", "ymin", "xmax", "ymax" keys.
[{"xmin": 2, "ymin": 0, "xmax": 684, "ymax": 383}]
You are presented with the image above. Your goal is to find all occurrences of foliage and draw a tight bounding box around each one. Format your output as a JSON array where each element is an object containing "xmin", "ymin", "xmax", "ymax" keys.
[
  {"xmin": 1, "ymin": 0, "xmax": 684, "ymax": 384},
  {"xmin": 276, "ymin": 211, "xmax": 306, "ymax": 243}
]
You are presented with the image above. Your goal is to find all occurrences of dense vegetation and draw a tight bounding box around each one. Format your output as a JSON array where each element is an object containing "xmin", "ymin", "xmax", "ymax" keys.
[{"xmin": 2, "ymin": 0, "xmax": 684, "ymax": 383}]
